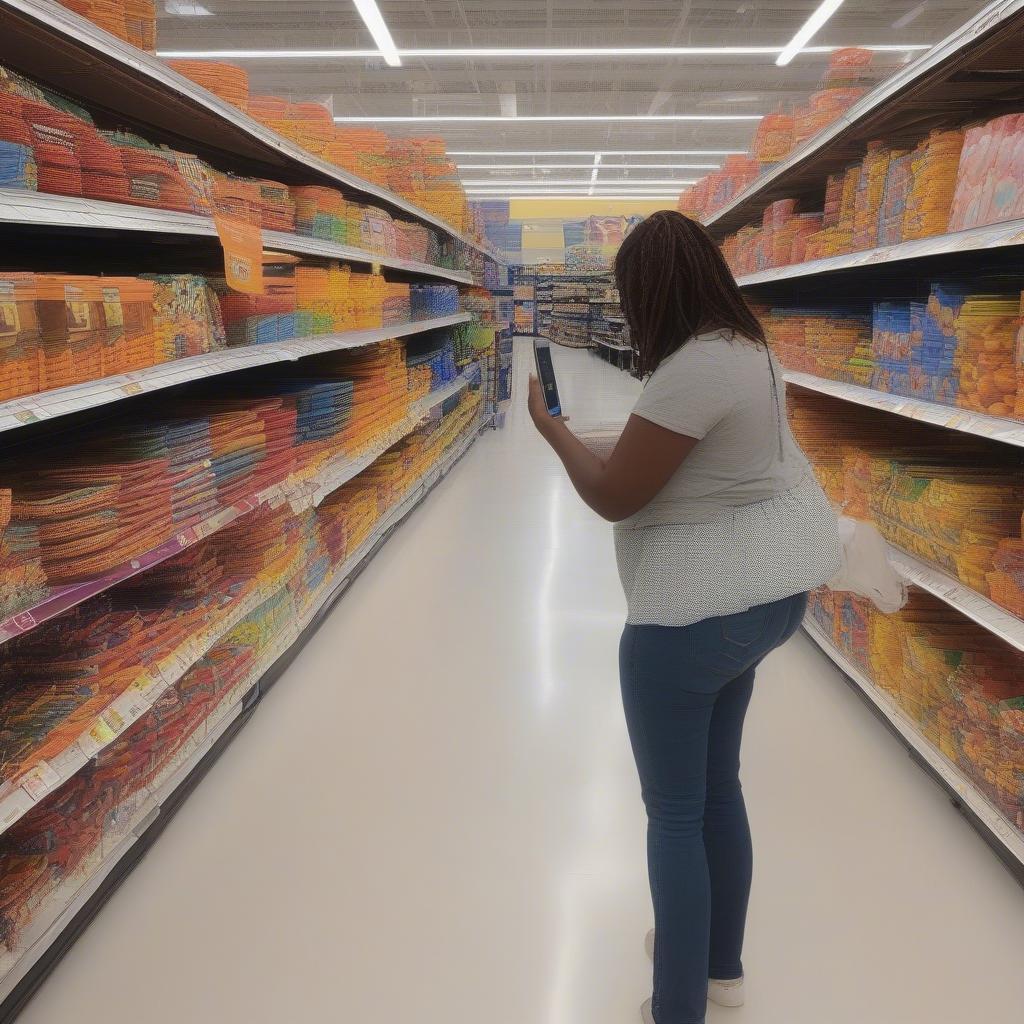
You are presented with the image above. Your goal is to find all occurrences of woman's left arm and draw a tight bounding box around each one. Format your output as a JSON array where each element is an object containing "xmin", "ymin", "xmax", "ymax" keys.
[{"xmin": 528, "ymin": 375, "xmax": 698, "ymax": 522}]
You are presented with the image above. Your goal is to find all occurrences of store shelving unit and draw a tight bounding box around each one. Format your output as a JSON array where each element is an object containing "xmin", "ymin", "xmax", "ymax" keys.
[
  {"xmin": 0, "ymin": 413, "xmax": 489, "ymax": 1017},
  {"xmin": 0, "ymin": 0, "xmax": 501, "ymax": 261},
  {"xmin": 0, "ymin": 364, "xmax": 478, "ymax": 649},
  {"xmin": 708, "ymin": 0, "xmax": 1024, "ymax": 876},
  {"xmin": 0, "ymin": 313, "xmax": 471, "ymax": 433},
  {"xmin": 735, "ymin": 217, "xmax": 1024, "ymax": 289},
  {"xmin": 704, "ymin": 0, "xmax": 1024, "ymax": 238},
  {"xmin": 0, "ymin": 2, "xmax": 505, "ymax": 1012},
  {"xmin": 0, "ymin": 315, "xmax": 471, "ymax": 436},
  {"xmin": 0, "ymin": 190, "xmax": 475, "ymax": 284},
  {"xmin": 784, "ymin": 373, "xmax": 1024, "ymax": 449},
  {"xmin": 803, "ymin": 618, "xmax": 1024, "ymax": 879},
  {"xmin": 885, "ymin": 546, "xmax": 1024, "ymax": 654}
]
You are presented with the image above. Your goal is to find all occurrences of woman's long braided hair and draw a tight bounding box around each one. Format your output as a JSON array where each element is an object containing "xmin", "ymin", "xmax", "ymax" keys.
[{"xmin": 614, "ymin": 209, "xmax": 767, "ymax": 378}]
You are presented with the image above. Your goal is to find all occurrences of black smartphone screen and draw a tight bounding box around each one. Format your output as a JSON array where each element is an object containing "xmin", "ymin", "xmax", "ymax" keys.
[{"xmin": 535, "ymin": 344, "xmax": 561, "ymax": 416}]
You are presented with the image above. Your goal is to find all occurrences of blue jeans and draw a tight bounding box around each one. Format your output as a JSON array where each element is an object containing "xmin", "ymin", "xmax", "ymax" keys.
[{"xmin": 619, "ymin": 592, "xmax": 808, "ymax": 1024}]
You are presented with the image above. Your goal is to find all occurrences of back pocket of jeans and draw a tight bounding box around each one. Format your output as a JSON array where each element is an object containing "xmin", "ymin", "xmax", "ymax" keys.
[{"xmin": 719, "ymin": 603, "xmax": 772, "ymax": 650}]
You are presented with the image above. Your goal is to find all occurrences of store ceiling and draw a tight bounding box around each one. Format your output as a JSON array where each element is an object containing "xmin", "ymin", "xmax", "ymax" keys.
[{"xmin": 157, "ymin": 1, "xmax": 992, "ymax": 193}]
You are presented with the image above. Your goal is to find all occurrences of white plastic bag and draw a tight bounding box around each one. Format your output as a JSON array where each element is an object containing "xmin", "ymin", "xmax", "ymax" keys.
[{"xmin": 828, "ymin": 517, "xmax": 907, "ymax": 613}]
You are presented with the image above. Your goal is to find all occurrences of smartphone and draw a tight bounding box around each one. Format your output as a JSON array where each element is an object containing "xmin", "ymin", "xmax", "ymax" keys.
[{"xmin": 533, "ymin": 337, "xmax": 562, "ymax": 417}]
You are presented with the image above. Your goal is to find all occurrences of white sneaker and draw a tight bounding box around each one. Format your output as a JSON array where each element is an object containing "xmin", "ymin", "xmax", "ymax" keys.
[
  {"xmin": 644, "ymin": 929, "xmax": 746, "ymax": 1007},
  {"xmin": 641, "ymin": 997, "xmax": 655, "ymax": 1023},
  {"xmin": 707, "ymin": 977, "xmax": 746, "ymax": 1008}
]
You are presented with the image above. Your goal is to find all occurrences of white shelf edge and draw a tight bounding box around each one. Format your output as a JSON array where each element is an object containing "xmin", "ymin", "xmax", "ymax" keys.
[
  {"xmin": 734, "ymin": 218, "xmax": 1024, "ymax": 287},
  {"xmin": 784, "ymin": 371, "xmax": 1024, "ymax": 448},
  {"xmin": 0, "ymin": 312, "xmax": 471, "ymax": 434},
  {"xmin": 592, "ymin": 339, "xmax": 631, "ymax": 352},
  {"xmin": 0, "ymin": 0, "xmax": 503, "ymax": 262},
  {"xmin": 0, "ymin": 189, "xmax": 474, "ymax": 285},
  {"xmin": 802, "ymin": 616, "xmax": 1024, "ymax": 867},
  {"xmin": 886, "ymin": 545, "xmax": 1024, "ymax": 652},
  {"xmin": 703, "ymin": 0, "xmax": 1024, "ymax": 234},
  {"xmin": 0, "ymin": 378, "xmax": 482, "ymax": 828},
  {"xmin": 0, "ymin": 413, "xmax": 486, "ymax": 1004}
]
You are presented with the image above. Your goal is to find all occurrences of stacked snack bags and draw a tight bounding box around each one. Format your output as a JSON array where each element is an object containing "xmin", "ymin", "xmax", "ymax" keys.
[
  {"xmin": 0, "ymin": 62, "xmax": 478, "ymax": 256},
  {"xmin": 760, "ymin": 304, "xmax": 873, "ymax": 385},
  {"xmin": 167, "ymin": 61, "xmax": 250, "ymax": 113},
  {"xmin": 902, "ymin": 129, "xmax": 965, "ymax": 240},
  {"xmin": 0, "ymin": 272, "xmax": 228, "ymax": 402},
  {"xmin": 683, "ymin": 49, "xmax": 880, "ymax": 217},
  {"xmin": 809, "ymin": 587, "xmax": 1024, "ymax": 834},
  {"xmin": 676, "ymin": 155, "xmax": 760, "ymax": 221},
  {"xmin": 954, "ymin": 294, "xmax": 1020, "ymax": 417},
  {"xmin": 764, "ymin": 280, "xmax": 1024, "ymax": 418},
  {"xmin": 0, "ymin": 323, "xmax": 483, "ymax": 621},
  {"xmin": 948, "ymin": 114, "xmax": 1024, "ymax": 232},
  {"xmin": 789, "ymin": 389, "xmax": 1024, "ymax": 619},
  {"xmin": 0, "ymin": 386, "xmax": 486, "ymax": 955},
  {"xmin": 58, "ymin": 1, "xmax": 156, "ymax": 52},
  {"xmin": 716, "ymin": 110, "xmax": 1024, "ymax": 272}
]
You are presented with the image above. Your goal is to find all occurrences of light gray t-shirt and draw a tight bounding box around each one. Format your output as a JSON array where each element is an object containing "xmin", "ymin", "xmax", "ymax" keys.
[
  {"xmin": 613, "ymin": 329, "xmax": 841, "ymax": 625},
  {"xmin": 621, "ymin": 329, "xmax": 807, "ymax": 527}
]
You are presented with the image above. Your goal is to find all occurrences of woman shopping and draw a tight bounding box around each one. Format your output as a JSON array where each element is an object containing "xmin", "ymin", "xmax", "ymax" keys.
[{"xmin": 527, "ymin": 210, "xmax": 841, "ymax": 1024}]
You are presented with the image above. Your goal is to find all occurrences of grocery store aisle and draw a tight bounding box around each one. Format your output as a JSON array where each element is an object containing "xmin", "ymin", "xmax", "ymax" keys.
[{"xmin": 19, "ymin": 343, "xmax": 1024, "ymax": 1024}]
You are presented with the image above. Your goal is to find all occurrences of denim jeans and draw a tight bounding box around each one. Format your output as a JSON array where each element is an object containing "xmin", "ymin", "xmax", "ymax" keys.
[{"xmin": 619, "ymin": 592, "xmax": 808, "ymax": 1024}]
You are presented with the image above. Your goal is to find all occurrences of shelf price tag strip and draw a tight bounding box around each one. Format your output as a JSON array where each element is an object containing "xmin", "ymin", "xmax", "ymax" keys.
[
  {"xmin": 784, "ymin": 372, "xmax": 1024, "ymax": 448},
  {"xmin": 0, "ymin": 313, "xmax": 472, "ymax": 435}
]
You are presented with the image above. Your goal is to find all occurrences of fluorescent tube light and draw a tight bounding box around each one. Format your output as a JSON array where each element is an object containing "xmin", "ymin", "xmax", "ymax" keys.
[
  {"xmin": 467, "ymin": 193, "xmax": 680, "ymax": 200},
  {"xmin": 893, "ymin": 2, "xmax": 928, "ymax": 29},
  {"xmin": 334, "ymin": 114, "xmax": 761, "ymax": 123},
  {"xmin": 157, "ymin": 44, "xmax": 929, "ymax": 59},
  {"xmin": 467, "ymin": 186, "xmax": 688, "ymax": 193},
  {"xmin": 448, "ymin": 150, "xmax": 745, "ymax": 156},
  {"xmin": 455, "ymin": 163, "xmax": 720, "ymax": 169},
  {"xmin": 164, "ymin": 1, "xmax": 213, "ymax": 13},
  {"xmin": 777, "ymin": 0, "xmax": 846, "ymax": 66},
  {"xmin": 352, "ymin": 0, "xmax": 402, "ymax": 67},
  {"xmin": 461, "ymin": 179, "xmax": 697, "ymax": 186}
]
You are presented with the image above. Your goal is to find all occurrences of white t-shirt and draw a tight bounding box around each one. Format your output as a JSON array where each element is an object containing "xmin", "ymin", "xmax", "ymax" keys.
[{"xmin": 613, "ymin": 330, "xmax": 841, "ymax": 626}]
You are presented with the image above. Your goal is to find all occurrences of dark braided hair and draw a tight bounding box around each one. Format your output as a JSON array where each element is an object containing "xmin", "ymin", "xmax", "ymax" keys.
[{"xmin": 614, "ymin": 210, "xmax": 766, "ymax": 378}]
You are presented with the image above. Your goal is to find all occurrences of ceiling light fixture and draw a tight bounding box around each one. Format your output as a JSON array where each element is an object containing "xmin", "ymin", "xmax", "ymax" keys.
[
  {"xmin": 164, "ymin": 1, "xmax": 213, "ymax": 13},
  {"xmin": 448, "ymin": 150, "xmax": 746, "ymax": 156},
  {"xmin": 777, "ymin": 0, "xmax": 846, "ymax": 66},
  {"xmin": 334, "ymin": 114, "xmax": 762, "ymax": 123},
  {"xmin": 466, "ymin": 192, "xmax": 681, "ymax": 200},
  {"xmin": 351, "ymin": 0, "xmax": 402, "ymax": 68},
  {"xmin": 157, "ymin": 44, "xmax": 929, "ymax": 59},
  {"xmin": 466, "ymin": 185, "xmax": 689, "ymax": 193},
  {"xmin": 461, "ymin": 178, "xmax": 697, "ymax": 186},
  {"xmin": 454, "ymin": 163, "xmax": 720, "ymax": 169},
  {"xmin": 893, "ymin": 2, "xmax": 928, "ymax": 29}
]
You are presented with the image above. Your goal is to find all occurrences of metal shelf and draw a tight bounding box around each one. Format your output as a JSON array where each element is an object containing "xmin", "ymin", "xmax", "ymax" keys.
[
  {"xmin": 0, "ymin": 0, "xmax": 501, "ymax": 261},
  {"xmin": 784, "ymin": 371, "xmax": 1024, "ymax": 448},
  {"xmin": 0, "ymin": 189, "xmax": 474, "ymax": 284},
  {"xmin": 0, "ymin": 414, "xmax": 486, "ymax": 1009},
  {"xmin": 703, "ymin": 0, "xmax": 1024, "ymax": 238},
  {"xmin": 0, "ymin": 365, "xmax": 478, "ymax": 654},
  {"xmin": 0, "ymin": 313, "xmax": 470, "ymax": 434},
  {"xmin": 735, "ymin": 218, "xmax": 1024, "ymax": 288},
  {"xmin": 887, "ymin": 546, "xmax": 1024, "ymax": 652},
  {"xmin": 802, "ymin": 618, "xmax": 1024, "ymax": 873}
]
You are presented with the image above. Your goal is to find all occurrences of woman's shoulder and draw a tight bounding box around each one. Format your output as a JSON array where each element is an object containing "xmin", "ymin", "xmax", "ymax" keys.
[{"xmin": 656, "ymin": 330, "xmax": 763, "ymax": 376}]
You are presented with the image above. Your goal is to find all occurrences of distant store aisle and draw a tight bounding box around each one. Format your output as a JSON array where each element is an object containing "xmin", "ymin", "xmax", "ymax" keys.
[{"xmin": 17, "ymin": 343, "xmax": 1024, "ymax": 1024}]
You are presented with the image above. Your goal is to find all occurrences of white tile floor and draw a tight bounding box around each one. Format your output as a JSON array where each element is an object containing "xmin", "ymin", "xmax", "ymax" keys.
[{"xmin": 18, "ymin": 343, "xmax": 1024, "ymax": 1024}]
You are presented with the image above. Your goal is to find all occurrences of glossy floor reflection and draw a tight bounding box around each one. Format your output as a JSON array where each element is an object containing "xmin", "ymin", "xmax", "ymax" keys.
[{"xmin": 18, "ymin": 342, "xmax": 1024, "ymax": 1024}]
